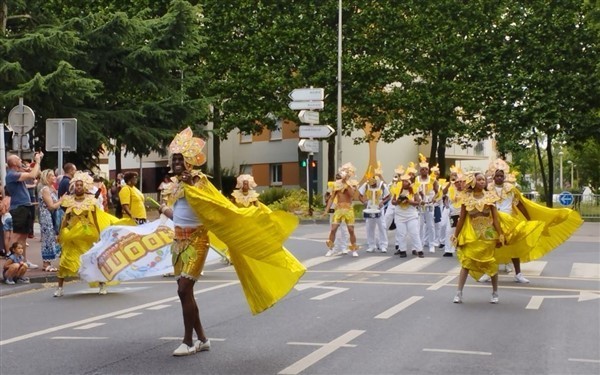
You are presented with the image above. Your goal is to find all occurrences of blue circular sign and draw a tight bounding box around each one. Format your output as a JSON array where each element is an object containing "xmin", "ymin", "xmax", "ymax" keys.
[{"xmin": 558, "ymin": 191, "xmax": 574, "ymax": 206}]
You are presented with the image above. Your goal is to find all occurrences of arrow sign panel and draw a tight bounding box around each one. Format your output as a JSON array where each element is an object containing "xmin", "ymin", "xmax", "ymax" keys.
[
  {"xmin": 288, "ymin": 101, "xmax": 324, "ymax": 110},
  {"xmin": 298, "ymin": 110, "xmax": 320, "ymax": 124},
  {"xmin": 299, "ymin": 125, "xmax": 335, "ymax": 138},
  {"xmin": 298, "ymin": 139, "xmax": 319, "ymax": 153},
  {"xmin": 288, "ymin": 88, "xmax": 324, "ymax": 101}
]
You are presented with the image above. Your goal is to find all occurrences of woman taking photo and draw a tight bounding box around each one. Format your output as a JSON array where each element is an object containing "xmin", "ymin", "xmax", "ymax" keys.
[{"xmin": 38, "ymin": 169, "xmax": 63, "ymax": 272}]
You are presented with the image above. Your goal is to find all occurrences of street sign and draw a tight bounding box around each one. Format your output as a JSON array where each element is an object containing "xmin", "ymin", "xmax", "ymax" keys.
[
  {"xmin": 558, "ymin": 191, "xmax": 574, "ymax": 206},
  {"xmin": 288, "ymin": 101, "xmax": 324, "ymax": 110},
  {"xmin": 298, "ymin": 110, "xmax": 320, "ymax": 124},
  {"xmin": 45, "ymin": 118, "xmax": 77, "ymax": 151},
  {"xmin": 288, "ymin": 88, "xmax": 324, "ymax": 101},
  {"xmin": 299, "ymin": 125, "xmax": 335, "ymax": 139},
  {"xmin": 298, "ymin": 139, "xmax": 319, "ymax": 153},
  {"xmin": 8, "ymin": 103, "xmax": 35, "ymax": 134}
]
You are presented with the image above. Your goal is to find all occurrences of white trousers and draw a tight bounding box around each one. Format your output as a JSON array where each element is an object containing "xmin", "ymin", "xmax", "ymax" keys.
[
  {"xmin": 395, "ymin": 217, "xmax": 422, "ymax": 252},
  {"xmin": 366, "ymin": 211, "xmax": 388, "ymax": 250},
  {"xmin": 420, "ymin": 206, "xmax": 435, "ymax": 248}
]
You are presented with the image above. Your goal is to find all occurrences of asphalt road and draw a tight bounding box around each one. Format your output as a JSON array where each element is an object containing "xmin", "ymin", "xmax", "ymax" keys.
[{"xmin": 1, "ymin": 222, "xmax": 598, "ymax": 375}]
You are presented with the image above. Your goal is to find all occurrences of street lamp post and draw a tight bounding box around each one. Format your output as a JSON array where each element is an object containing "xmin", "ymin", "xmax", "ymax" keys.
[
  {"xmin": 567, "ymin": 160, "xmax": 573, "ymax": 189},
  {"xmin": 559, "ymin": 151, "xmax": 564, "ymax": 190},
  {"xmin": 336, "ymin": 0, "xmax": 343, "ymax": 170}
]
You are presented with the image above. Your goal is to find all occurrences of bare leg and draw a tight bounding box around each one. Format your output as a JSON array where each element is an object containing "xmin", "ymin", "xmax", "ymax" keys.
[
  {"xmin": 347, "ymin": 225, "xmax": 357, "ymax": 246},
  {"xmin": 177, "ymin": 277, "xmax": 201, "ymax": 346},
  {"xmin": 491, "ymin": 273, "xmax": 498, "ymax": 293},
  {"xmin": 328, "ymin": 223, "xmax": 340, "ymax": 243},
  {"xmin": 457, "ymin": 267, "xmax": 469, "ymax": 292},
  {"xmin": 511, "ymin": 258, "xmax": 521, "ymax": 274}
]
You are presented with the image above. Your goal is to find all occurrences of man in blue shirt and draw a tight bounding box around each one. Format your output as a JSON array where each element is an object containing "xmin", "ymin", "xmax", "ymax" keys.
[
  {"xmin": 5, "ymin": 152, "xmax": 43, "ymax": 268},
  {"xmin": 57, "ymin": 162, "xmax": 77, "ymax": 197}
]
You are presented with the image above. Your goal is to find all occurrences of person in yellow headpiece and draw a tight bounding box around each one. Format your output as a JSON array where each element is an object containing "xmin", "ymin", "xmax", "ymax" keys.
[
  {"xmin": 324, "ymin": 172, "xmax": 350, "ymax": 256},
  {"xmin": 159, "ymin": 127, "xmax": 305, "ymax": 356},
  {"xmin": 391, "ymin": 171, "xmax": 423, "ymax": 258},
  {"xmin": 477, "ymin": 159, "xmax": 583, "ymax": 284},
  {"xmin": 414, "ymin": 153, "xmax": 439, "ymax": 254},
  {"xmin": 358, "ymin": 162, "xmax": 390, "ymax": 254},
  {"xmin": 54, "ymin": 172, "xmax": 122, "ymax": 297},
  {"xmin": 324, "ymin": 162, "xmax": 360, "ymax": 256},
  {"xmin": 231, "ymin": 174, "xmax": 260, "ymax": 208},
  {"xmin": 386, "ymin": 165, "xmax": 404, "ymax": 254},
  {"xmin": 439, "ymin": 166, "xmax": 466, "ymax": 257}
]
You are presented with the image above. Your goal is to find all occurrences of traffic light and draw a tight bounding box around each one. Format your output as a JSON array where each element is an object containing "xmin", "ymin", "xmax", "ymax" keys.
[
  {"xmin": 310, "ymin": 160, "xmax": 317, "ymax": 168},
  {"xmin": 300, "ymin": 159, "xmax": 307, "ymax": 168}
]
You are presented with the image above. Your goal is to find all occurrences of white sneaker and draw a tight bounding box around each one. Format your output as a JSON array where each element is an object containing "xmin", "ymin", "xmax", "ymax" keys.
[
  {"xmin": 514, "ymin": 273, "xmax": 530, "ymax": 283},
  {"xmin": 325, "ymin": 250, "xmax": 335, "ymax": 257},
  {"xmin": 366, "ymin": 248, "xmax": 375, "ymax": 253},
  {"xmin": 172, "ymin": 343, "xmax": 196, "ymax": 356},
  {"xmin": 194, "ymin": 339, "xmax": 211, "ymax": 352},
  {"xmin": 429, "ymin": 246, "xmax": 435, "ymax": 253},
  {"xmin": 490, "ymin": 292, "xmax": 499, "ymax": 304},
  {"xmin": 352, "ymin": 251, "xmax": 359, "ymax": 257},
  {"xmin": 505, "ymin": 264, "xmax": 514, "ymax": 273},
  {"xmin": 98, "ymin": 283, "xmax": 108, "ymax": 295},
  {"xmin": 341, "ymin": 249, "xmax": 349, "ymax": 255},
  {"xmin": 478, "ymin": 274, "xmax": 492, "ymax": 283},
  {"xmin": 380, "ymin": 248, "xmax": 387, "ymax": 253},
  {"xmin": 453, "ymin": 291, "xmax": 463, "ymax": 304},
  {"xmin": 53, "ymin": 287, "xmax": 64, "ymax": 297},
  {"xmin": 26, "ymin": 261, "xmax": 39, "ymax": 269}
]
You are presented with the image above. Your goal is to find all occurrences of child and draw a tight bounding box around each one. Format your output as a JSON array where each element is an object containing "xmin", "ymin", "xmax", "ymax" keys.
[{"xmin": 3, "ymin": 242, "xmax": 30, "ymax": 284}]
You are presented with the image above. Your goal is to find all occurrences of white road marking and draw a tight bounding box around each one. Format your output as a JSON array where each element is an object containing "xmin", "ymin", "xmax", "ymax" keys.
[
  {"xmin": 519, "ymin": 261, "xmax": 547, "ymax": 276},
  {"xmin": 295, "ymin": 282, "xmax": 348, "ymax": 300},
  {"xmin": 279, "ymin": 330, "xmax": 365, "ymax": 375},
  {"xmin": 0, "ymin": 281, "xmax": 239, "ymax": 347},
  {"xmin": 427, "ymin": 276, "xmax": 456, "ymax": 291},
  {"xmin": 570, "ymin": 263, "xmax": 600, "ymax": 279},
  {"xmin": 302, "ymin": 256, "xmax": 344, "ymax": 268},
  {"xmin": 375, "ymin": 296, "xmax": 423, "ymax": 319},
  {"xmin": 526, "ymin": 292, "xmax": 600, "ymax": 310},
  {"xmin": 74, "ymin": 323, "xmax": 105, "ymax": 330},
  {"xmin": 51, "ymin": 336, "xmax": 107, "ymax": 340},
  {"xmin": 386, "ymin": 258, "xmax": 438, "ymax": 273},
  {"xmin": 333, "ymin": 257, "xmax": 389, "ymax": 271},
  {"xmin": 160, "ymin": 337, "xmax": 225, "ymax": 342},
  {"xmin": 568, "ymin": 358, "xmax": 600, "ymax": 363},
  {"xmin": 146, "ymin": 305, "xmax": 171, "ymax": 310},
  {"xmin": 115, "ymin": 312, "xmax": 142, "ymax": 319},
  {"xmin": 423, "ymin": 348, "xmax": 492, "ymax": 356},
  {"xmin": 288, "ymin": 342, "xmax": 356, "ymax": 347}
]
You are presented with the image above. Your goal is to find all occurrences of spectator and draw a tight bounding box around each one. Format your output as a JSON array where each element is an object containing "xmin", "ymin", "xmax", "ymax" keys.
[
  {"xmin": 38, "ymin": 169, "xmax": 63, "ymax": 272},
  {"xmin": 110, "ymin": 173, "xmax": 124, "ymax": 218},
  {"xmin": 119, "ymin": 172, "xmax": 147, "ymax": 225},
  {"xmin": 1, "ymin": 187, "xmax": 12, "ymax": 255},
  {"xmin": 57, "ymin": 163, "xmax": 77, "ymax": 198},
  {"xmin": 5, "ymin": 152, "xmax": 43, "ymax": 269},
  {"xmin": 3, "ymin": 242, "xmax": 29, "ymax": 284},
  {"xmin": 157, "ymin": 175, "xmax": 173, "ymax": 204},
  {"xmin": 94, "ymin": 176, "xmax": 109, "ymax": 212}
]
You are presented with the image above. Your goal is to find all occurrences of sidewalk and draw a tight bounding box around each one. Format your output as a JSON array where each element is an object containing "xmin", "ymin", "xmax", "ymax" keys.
[{"xmin": 1, "ymin": 220, "xmax": 598, "ymax": 297}]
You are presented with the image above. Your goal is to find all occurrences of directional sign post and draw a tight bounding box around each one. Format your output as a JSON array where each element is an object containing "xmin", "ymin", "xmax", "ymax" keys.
[
  {"xmin": 299, "ymin": 125, "xmax": 335, "ymax": 139},
  {"xmin": 298, "ymin": 110, "xmax": 320, "ymax": 124},
  {"xmin": 298, "ymin": 139, "xmax": 319, "ymax": 153},
  {"xmin": 289, "ymin": 88, "xmax": 324, "ymax": 101},
  {"xmin": 288, "ymin": 101, "xmax": 324, "ymax": 110},
  {"xmin": 558, "ymin": 191, "xmax": 574, "ymax": 206}
]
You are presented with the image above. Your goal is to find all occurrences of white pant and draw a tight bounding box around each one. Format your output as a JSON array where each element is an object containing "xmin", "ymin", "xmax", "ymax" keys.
[
  {"xmin": 366, "ymin": 211, "xmax": 388, "ymax": 250},
  {"xmin": 444, "ymin": 214, "xmax": 459, "ymax": 253},
  {"xmin": 420, "ymin": 206, "xmax": 435, "ymax": 248},
  {"xmin": 395, "ymin": 217, "xmax": 422, "ymax": 252}
]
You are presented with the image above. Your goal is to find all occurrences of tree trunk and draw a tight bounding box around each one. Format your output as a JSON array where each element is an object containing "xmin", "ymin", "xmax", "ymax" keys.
[
  {"xmin": 429, "ymin": 129, "xmax": 438, "ymax": 166},
  {"xmin": 545, "ymin": 136, "xmax": 554, "ymax": 208},
  {"xmin": 1, "ymin": 1, "xmax": 7, "ymax": 34},
  {"xmin": 437, "ymin": 135, "xmax": 447, "ymax": 176},
  {"xmin": 115, "ymin": 140, "xmax": 122, "ymax": 176},
  {"xmin": 211, "ymin": 106, "xmax": 222, "ymax": 190},
  {"xmin": 533, "ymin": 130, "xmax": 551, "ymax": 207},
  {"xmin": 327, "ymin": 138, "xmax": 335, "ymax": 181}
]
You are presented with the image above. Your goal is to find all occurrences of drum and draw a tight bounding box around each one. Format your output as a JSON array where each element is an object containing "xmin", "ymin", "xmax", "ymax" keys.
[{"xmin": 363, "ymin": 208, "xmax": 381, "ymax": 219}]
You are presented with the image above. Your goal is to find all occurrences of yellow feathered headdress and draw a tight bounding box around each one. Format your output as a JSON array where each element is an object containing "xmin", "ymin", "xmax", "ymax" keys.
[
  {"xmin": 406, "ymin": 161, "xmax": 417, "ymax": 176},
  {"xmin": 418, "ymin": 153, "xmax": 429, "ymax": 168},
  {"xmin": 69, "ymin": 171, "xmax": 94, "ymax": 192},
  {"xmin": 168, "ymin": 127, "xmax": 207, "ymax": 169}
]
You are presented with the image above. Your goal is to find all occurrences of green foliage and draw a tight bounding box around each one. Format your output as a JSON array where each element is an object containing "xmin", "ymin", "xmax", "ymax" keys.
[
  {"xmin": 268, "ymin": 189, "xmax": 309, "ymax": 214},
  {"xmin": 258, "ymin": 187, "xmax": 290, "ymax": 206}
]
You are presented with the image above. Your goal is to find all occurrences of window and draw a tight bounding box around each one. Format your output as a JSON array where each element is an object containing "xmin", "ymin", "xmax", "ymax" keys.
[
  {"xmin": 270, "ymin": 163, "xmax": 283, "ymax": 186},
  {"xmin": 239, "ymin": 164, "xmax": 252, "ymax": 175},
  {"xmin": 240, "ymin": 131, "xmax": 252, "ymax": 143},
  {"xmin": 474, "ymin": 142, "xmax": 484, "ymax": 155},
  {"xmin": 270, "ymin": 119, "xmax": 282, "ymax": 141}
]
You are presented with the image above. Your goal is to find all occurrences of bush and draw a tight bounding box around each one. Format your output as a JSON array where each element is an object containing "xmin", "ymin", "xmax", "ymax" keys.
[
  {"xmin": 259, "ymin": 187, "xmax": 290, "ymax": 205},
  {"xmin": 269, "ymin": 189, "xmax": 309, "ymax": 214}
]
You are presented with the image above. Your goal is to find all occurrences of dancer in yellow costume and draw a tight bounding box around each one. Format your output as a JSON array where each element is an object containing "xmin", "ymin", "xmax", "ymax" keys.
[
  {"xmin": 477, "ymin": 159, "xmax": 583, "ymax": 283},
  {"xmin": 324, "ymin": 162, "xmax": 360, "ymax": 256},
  {"xmin": 54, "ymin": 172, "xmax": 122, "ymax": 297},
  {"xmin": 231, "ymin": 174, "xmax": 260, "ymax": 208},
  {"xmin": 324, "ymin": 173, "xmax": 350, "ymax": 256},
  {"xmin": 159, "ymin": 127, "xmax": 305, "ymax": 357}
]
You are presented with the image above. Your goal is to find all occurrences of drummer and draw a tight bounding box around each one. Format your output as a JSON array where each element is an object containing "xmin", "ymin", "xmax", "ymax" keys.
[
  {"xmin": 391, "ymin": 170, "xmax": 423, "ymax": 258},
  {"xmin": 324, "ymin": 163, "xmax": 360, "ymax": 257},
  {"xmin": 358, "ymin": 163, "xmax": 390, "ymax": 253}
]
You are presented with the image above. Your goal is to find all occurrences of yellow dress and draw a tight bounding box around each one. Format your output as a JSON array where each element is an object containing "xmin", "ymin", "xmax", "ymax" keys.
[
  {"xmin": 182, "ymin": 177, "xmax": 306, "ymax": 315},
  {"xmin": 508, "ymin": 189, "xmax": 583, "ymax": 262},
  {"xmin": 58, "ymin": 196, "xmax": 123, "ymax": 279}
]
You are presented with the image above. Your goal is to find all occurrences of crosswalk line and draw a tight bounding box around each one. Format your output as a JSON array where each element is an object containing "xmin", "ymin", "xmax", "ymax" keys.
[
  {"xmin": 386, "ymin": 258, "xmax": 438, "ymax": 273},
  {"xmin": 520, "ymin": 261, "xmax": 547, "ymax": 276},
  {"xmin": 570, "ymin": 263, "xmax": 600, "ymax": 279},
  {"xmin": 302, "ymin": 255, "xmax": 346, "ymax": 268},
  {"xmin": 333, "ymin": 256, "xmax": 389, "ymax": 271}
]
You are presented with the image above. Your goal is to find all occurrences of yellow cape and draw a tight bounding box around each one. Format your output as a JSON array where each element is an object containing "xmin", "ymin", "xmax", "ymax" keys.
[{"xmin": 183, "ymin": 182, "xmax": 305, "ymax": 315}]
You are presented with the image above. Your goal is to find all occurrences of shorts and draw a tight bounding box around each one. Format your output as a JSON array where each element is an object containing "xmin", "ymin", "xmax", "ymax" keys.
[
  {"xmin": 332, "ymin": 207, "xmax": 355, "ymax": 225},
  {"xmin": 2, "ymin": 215, "xmax": 13, "ymax": 232},
  {"xmin": 9, "ymin": 206, "xmax": 32, "ymax": 234},
  {"xmin": 172, "ymin": 226, "xmax": 210, "ymax": 281}
]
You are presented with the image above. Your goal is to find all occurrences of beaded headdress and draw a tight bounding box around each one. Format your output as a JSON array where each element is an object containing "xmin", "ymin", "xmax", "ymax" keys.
[
  {"xmin": 168, "ymin": 127, "xmax": 206, "ymax": 169},
  {"xmin": 69, "ymin": 171, "xmax": 94, "ymax": 192}
]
